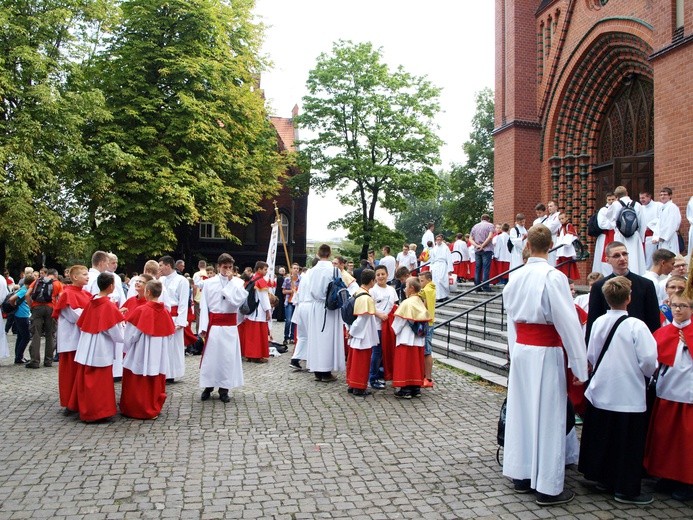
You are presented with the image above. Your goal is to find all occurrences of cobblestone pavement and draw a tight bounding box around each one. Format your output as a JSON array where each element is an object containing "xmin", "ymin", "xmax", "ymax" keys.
[{"xmin": 0, "ymin": 324, "xmax": 691, "ymax": 519}]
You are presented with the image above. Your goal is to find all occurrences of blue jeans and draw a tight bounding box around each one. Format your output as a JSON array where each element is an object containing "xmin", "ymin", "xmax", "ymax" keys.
[
  {"xmin": 369, "ymin": 331, "xmax": 384, "ymax": 383},
  {"xmin": 284, "ymin": 304, "xmax": 295, "ymax": 341},
  {"xmin": 475, "ymin": 250, "xmax": 493, "ymax": 291},
  {"xmin": 424, "ymin": 326, "xmax": 433, "ymax": 355},
  {"xmin": 14, "ymin": 316, "xmax": 30, "ymax": 362}
]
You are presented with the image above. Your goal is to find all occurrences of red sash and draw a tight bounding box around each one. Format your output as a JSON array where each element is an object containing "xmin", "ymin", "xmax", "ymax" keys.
[
  {"xmin": 201, "ymin": 312, "xmax": 238, "ymax": 361},
  {"xmin": 515, "ymin": 323, "xmax": 562, "ymax": 347},
  {"xmin": 601, "ymin": 229, "xmax": 616, "ymax": 262}
]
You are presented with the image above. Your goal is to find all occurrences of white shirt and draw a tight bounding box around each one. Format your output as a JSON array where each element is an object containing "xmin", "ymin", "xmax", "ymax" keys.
[
  {"xmin": 370, "ymin": 283, "xmax": 397, "ymax": 331},
  {"xmin": 160, "ymin": 271, "xmax": 189, "ymax": 327},
  {"xmin": 421, "ymin": 230, "xmax": 435, "ymax": 249},
  {"xmin": 657, "ymin": 320, "xmax": 693, "ymax": 404},
  {"xmin": 585, "ymin": 310, "xmax": 658, "ymax": 412},
  {"xmin": 379, "ymin": 255, "xmax": 397, "ymax": 281}
]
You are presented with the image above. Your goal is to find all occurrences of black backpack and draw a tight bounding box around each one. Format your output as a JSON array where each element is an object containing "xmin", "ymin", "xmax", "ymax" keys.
[
  {"xmin": 616, "ymin": 200, "xmax": 639, "ymax": 238},
  {"xmin": 507, "ymin": 226, "xmax": 520, "ymax": 253},
  {"xmin": 1, "ymin": 290, "xmax": 18, "ymax": 315},
  {"xmin": 587, "ymin": 212, "xmax": 604, "ymax": 238},
  {"xmin": 340, "ymin": 291, "xmax": 369, "ymax": 325},
  {"xmin": 32, "ymin": 278, "xmax": 54, "ymax": 303},
  {"xmin": 239, "ymin": 279, "xmax": 259, "ymax": 316}
]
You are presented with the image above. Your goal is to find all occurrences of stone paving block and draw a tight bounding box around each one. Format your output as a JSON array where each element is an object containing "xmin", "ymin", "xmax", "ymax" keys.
[{"xmin": 1, "ymin": 326, "xmax": 692, "ymax": 519}]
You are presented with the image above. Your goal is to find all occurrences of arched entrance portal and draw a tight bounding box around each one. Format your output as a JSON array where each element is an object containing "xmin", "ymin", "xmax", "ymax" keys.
[{"xmin": 593, "ymin": 75, "xmax": 654, "ymax": 205}]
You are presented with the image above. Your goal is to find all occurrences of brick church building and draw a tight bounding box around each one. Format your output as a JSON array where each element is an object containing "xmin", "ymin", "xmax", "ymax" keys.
[{"xmin": 494, "ymin": 0, "xmax": 692, "ymax": 272}]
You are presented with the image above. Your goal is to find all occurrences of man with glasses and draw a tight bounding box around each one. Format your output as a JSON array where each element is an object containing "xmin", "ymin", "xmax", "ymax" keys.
[{"xmin": 585, "ymin": 241, "xmax": 661, "ymax": 342}]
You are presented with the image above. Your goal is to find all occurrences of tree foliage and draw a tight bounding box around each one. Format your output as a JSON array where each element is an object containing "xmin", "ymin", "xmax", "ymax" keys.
[
  {"xmin": 395, "ymin": 173, "xmax": 455, "ymax": 245},
  {"xmin": 297, "ymin": 40, "xmax": 442, "ymax": 258},
  {"xmin": 83, "ymin": 0, "xmax": 286, "ymax": 260},
  {"xmin": 0, "ymin": 0, "xmax": 118, "ymax": 266},
  {"xmin": 445, "ymin": 88, "xmax": 494, "ymax": 232}
]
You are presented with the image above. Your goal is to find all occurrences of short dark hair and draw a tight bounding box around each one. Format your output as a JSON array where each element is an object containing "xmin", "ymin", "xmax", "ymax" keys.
[
  {"xmin": 652, "ymin": 249, "xmax": 675, "ymax": 264},
  {"xmin": 419, "ymin": 271, "xmax": 433, "ymax": 281},
  {"xmin": 361, "ymin": 269, "xmax": 376, "ymax": 286},
  {"xmin": 254, "ymin": 261, "xmax": 268, "ymax": 271},
  {"xmin": 91, "ymin": 250, "xmax": 109, "ymax": 267},
  {"xmin": 97, "ymin": 272, "xmax": 114, "ymax": 291},
  {"xmin": 382, "ymin": 246, "xmax": 391, "ymax": 254},
  {"xmin": 145, "ymin": 280, "xmax": 163, "ymax": 298},
  {"xmin": 217, "ymin": 253, "xmax": 235, "ymax": 265},
  {"xmin": 374, "ymin": 265, "xmax": 388, "ymax": 275},
  {"xmin": 660, "ymin": 186, "xmax": 673, "ymax": 196},
  {"xmin": 317, "ymin": 244, "xmax": 331, "ymax": 259},
  {"xmin": 395, "ymin": 266, "xmax": 410, "ymax": 280},
  {"xmin": 534, "ymin": 203, "xmax": 546, "ymax": 212},
  {"xmin": 159, "ymin": 255, "xmax": 175, "ymax": 268},
  {"xmin": 360, "ymin": 259, "xmax": 369, "ymax": 267},
  {"xmin": 481, "ymin": 214, "xmax": 491, "ymax": 221}
]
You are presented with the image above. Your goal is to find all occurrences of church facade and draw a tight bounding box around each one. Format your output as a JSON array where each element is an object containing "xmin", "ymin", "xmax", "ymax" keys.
[{"xmin": 494, "ymin": 0, "xmax": 692, "ymax": 270}]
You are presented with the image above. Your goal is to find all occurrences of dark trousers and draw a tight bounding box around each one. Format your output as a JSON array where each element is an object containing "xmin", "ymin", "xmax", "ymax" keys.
[
  {"xmin": 29, "ymin": 305, "xmax": 55, "ymax": 365},
  {"xmin": 475, "ymin": 250, "xmax": 493, "ymax": 291},
  {"xmin": 14, "ymin": 317, "xmax": 30, "ymax": 362}
]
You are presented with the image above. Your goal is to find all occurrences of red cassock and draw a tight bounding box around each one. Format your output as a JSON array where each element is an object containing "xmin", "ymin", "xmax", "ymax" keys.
[
  {"xmin": 489, "ymin": 259, "xmax": 510, "ymax": 283},
  {"xmin": 644, "ymin": 325, "xmax": 693, "ymax": 484},
  {"xmin": 241, "ymin": 276, "xmax": 270, "ymax": 360},
  {"xmin": 557, "ymin": 258, "xmax": 579, "ymax": 279},
  {"xmin": 346, "ymin": 347, "xmax": 372, "ymax": 390},
  {"xmin": 380, "ymin": 305, "xmax": 398, "ymax": 381},
  {"xmin": 392, "ymin": 345, "xmax": 425, "ymax": 387},
  {"xmin": 119, "ymin": 301, "xmax": 174, "ymax": 420},
  {"xmin": 52, "ymin": 286, "xmax": 92, "ymax": 408},
  {"xmin": 69, "ymin": 298, "xmax": 123, "ymax": 421}
]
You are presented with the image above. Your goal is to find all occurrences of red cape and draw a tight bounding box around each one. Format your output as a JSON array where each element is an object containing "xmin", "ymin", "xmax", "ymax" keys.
[
  {"xmin": 77, "ymin": 297, "xmax": 124, "ymax": 334},
  {"xmin": 653, "ymin": 323, "xmax": 693, "ymax": 366},
  {"xmin": 121, "ymin": 295, "xmax": 147, "ymax": 319},
  {"xmin": 52, "ymin": 285, "xmax": 93, "ymax": 319},
  {"xmin": 126, "ymin": 301, "xmax": 175, "ymax": 337},
  {"xmin": 574, "ymin": 304, "xmax": 588, "ymax": 326}
]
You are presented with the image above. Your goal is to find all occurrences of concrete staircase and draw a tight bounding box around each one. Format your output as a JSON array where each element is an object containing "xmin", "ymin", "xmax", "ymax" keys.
[{"xmin": 431, "ymin": 282, "xmax": 509, "ymax": 387}]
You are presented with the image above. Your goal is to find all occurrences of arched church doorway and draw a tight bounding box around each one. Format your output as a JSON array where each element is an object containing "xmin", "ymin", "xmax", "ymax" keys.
[{"xmin": 593, "ymin": 74, "xmax": 654, "ymax": 205}]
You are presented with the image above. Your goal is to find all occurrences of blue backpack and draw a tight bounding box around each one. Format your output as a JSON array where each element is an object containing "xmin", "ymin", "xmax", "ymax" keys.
[
  {"xmin": 321, "ymin": 268, "xmax": 348, "ymax": 331},
  {"xmin": 341, "ymin": 292, "xmax": 369, "ymax": 325}
]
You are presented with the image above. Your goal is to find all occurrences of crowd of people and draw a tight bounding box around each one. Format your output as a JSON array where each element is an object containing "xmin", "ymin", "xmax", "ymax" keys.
[
  {"xmin": 500, "ymin": 185, "xmax": 693, "ymax": 507},
  {"xmin": 0, "ymin": 187, "xmax": 691, "ymax": 507}
]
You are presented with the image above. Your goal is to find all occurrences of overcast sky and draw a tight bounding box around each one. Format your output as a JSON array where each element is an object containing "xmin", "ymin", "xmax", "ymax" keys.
[{"xmin": 253, "ymin": 0, "xmax": 495, "ymax": 240}]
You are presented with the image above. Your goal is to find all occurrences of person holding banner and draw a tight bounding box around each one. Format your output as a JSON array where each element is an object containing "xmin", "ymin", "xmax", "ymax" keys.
[{"xmin": 241, "ymin": 261, "xmax": 272, "ymax": 362}]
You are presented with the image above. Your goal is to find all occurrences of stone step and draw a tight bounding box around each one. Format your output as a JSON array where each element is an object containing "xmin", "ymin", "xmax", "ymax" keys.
[
  {"xmin": 431, "ymin": 337, "xmax": 509, "ymax": 376},
  {"xmin": 432, "ymin": 353, "xmax": 508, "ymax": 388},
  {"xmin": 432, "ymin": 324, "xmax": 507, "ymax": 354}
]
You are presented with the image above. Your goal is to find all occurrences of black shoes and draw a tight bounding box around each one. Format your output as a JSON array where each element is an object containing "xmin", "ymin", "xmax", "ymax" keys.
[
  {"xmin": 513, "ymin": 479, "xmax": 533, "ymax": 494},
  {"xmin": 613, "ymin": 492, "xmax": 654, "ymax": 505},
  {"xmin": 352, "ymin": 389, "xmax": 371, "ymax": 396},
  {"xmin": 200, "ymin": 388, "xmax": 212, "ymax": 401},
  {"xmin": 289, "ymin": 359, "xmax": 302, "ymax": 371},
  {"xmin": 394, "ymin": 389, "xmax": 412, "ymax": 399},
  {"xmin": 219, "ymin": 392, "xmax": 230, "ymax": 403},
  {"xmin": 25, "ymin": 363, "xmax": 39, "ymax": 369},
  {"xmin": 535, "ymin": 489, "xmax": 575, "ymax": 506}
]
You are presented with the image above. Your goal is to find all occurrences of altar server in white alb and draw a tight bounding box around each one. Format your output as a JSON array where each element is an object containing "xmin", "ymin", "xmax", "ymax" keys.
[
  {"xmin": 158, "ymin": 255, "xmax": 189, "ymax": 381},
  {"xmin": 508, "ymin": 214, "xmax": 527, "ymax": 272},
  {"xmin": 592, "ymin": 192, "xmax": 617, "ymax": 276},
  {"xmin": 289, "ymin": 258, "xmax": 317, "ymax": 371},
  {"xmin": 544, "ymin": 201, "xmax": 562, "ymax": 266},
  {"xmin": 652, "ymin": 187, "xmax": 681, "ymax": 255},
  {"xmin": 120, "ymin": 280, "xmax": 173, "ymax": 419},
  {"xmin": 578, "ymin": 276, "xmax": 658, "ymax": 505},
  {"xmin": 305, "ymin": 244, "xmax": 345, "ymax": 382},
  {"xmin": 637, "ymin": 191, "xmax": 662, "ymax": 269},
  {"xmin": 429, "ymin": 234, "xmax": 453, "ymax": 301},
  {"xmin": 197, "ymin": 254, "xmax": 248, "ymax": 403},
  {"xmin": 502, "ymin": 224, "xmax": 588, "ymax": 506},
  {"xmin": 686, "ymin": 195, "xmax": 693, "ymax": 258},
  {"xmin": 607, "ymin": 186, "xmax": 646, "ymax": 275}
]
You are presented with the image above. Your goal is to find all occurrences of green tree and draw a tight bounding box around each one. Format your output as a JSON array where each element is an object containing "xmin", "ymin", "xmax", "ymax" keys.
[
  {"xmin": 395, "ymin": 173, "xmax": 456, "ymax": 246},
  {"xmin": 445, "ymin": 88, "xmax": 494, "ymax": 232},
  {"xmin": 0, "ymin": 0, "xmax": 117, "ymax": 266},
  {"xmin": 84, "ymin": 0, "xmax": 286, "ymax": 260},
  {"xmin": 297, "ymin": 40, "xmax": 442, "ymax": 259}
]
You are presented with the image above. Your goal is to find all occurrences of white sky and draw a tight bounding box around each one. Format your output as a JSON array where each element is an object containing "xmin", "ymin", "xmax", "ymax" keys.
[{"xmin": 254, "ymin": 0, "xmax": 495, "ymax": 240}]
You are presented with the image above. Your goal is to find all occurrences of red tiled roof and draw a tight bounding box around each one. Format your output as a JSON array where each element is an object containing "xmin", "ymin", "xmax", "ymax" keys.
[{"xmin": 270, "ymin": 117, "xmax": 295, "ymax": 152}]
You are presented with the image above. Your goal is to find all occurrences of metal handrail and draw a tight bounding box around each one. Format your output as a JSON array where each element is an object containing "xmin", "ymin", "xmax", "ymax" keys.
[{"xmin": 431, "ymin": 251, "xmax": 589, "ymax": 363}]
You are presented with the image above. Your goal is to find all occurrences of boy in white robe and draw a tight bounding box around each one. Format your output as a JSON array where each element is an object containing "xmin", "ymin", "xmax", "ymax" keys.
[
  {"xmin": 637, "ymin": 191, "xmax": 662, "ymax": 268},
  {"xmin": 345, "ymin": 269, "xmax": 379, "ymax": 396},
  {"xmin": 508, "ymin": 214, "xmax": 527, "ymax": 273},
  {"xmin": 159, "ymin": 255, "xmax": 189, "ymax": 381},
  {"xmin": 369, "ymin": 266, "xmax": 397, "ymax": 388},
  {"xmin": 652, "ymin": 187, "xmax": 681, "ymax": 254},
  {"xmin": 608, "ymin": 186, "xmax": 646, "ymax": 275},
  {"xmin": 198, "ymin": 254, "xmax": 248, "ymax": 402},
  {"xmin": 579, "ymin": 276, "xmax": 658, "ymax": 505},
  {"xmin": 592, "ymin": 193, "xmax": 617, "ymax": 276},
  {"xmin": 502, "ymin": 224, "xmax": 588, "ymax": 506},
  {"xmin": 429, "ymin": 234, "xmax": 453, "ymax": 300}
]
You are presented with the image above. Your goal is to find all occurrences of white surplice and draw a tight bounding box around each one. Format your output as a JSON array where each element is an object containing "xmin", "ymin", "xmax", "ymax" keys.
[
  {"xmin": 592, "ymin": 205, "xmax": 616, "ymax": 276},
  {"xmin": 544, "ymin": 213, "xmax": 562, "ymax": 266},
  {"xmin": 291, "ymin": 270, "xmax": 311, "ymax": 361},
  {"xmin": 653, "ymin": 200, "xmax": 682, "ymax": 254},
  {"xmin": 304, "ymin": 260, "xmax": 345, "ymax": 373},
  {"xmin": 56, "ymin": 306, "xmax": 84, "ymax": 353},
  {"xmin": 429, "ymin": 243, "xmax": 453, "ymax": 300},
  {"xmin": 638, "ymin": 200, "xmax": 662, "ymax": 268},
  {"xmin": 508, "ymin": 225, "xmax": 527, "ymax": 272},
  {"xmin": 122, "ymin": 323, "xmax": 171, "ymax": 377},
  {"xmin": 197, "ymin": 275, "xmax": 247, "ymax": 389},
  {"xmin": 502, "ymin": 257, "xmax": 588, "ymax": 496},
  {"xmin": 160, "ymin": 271, "xmax": 189, "ymax": 379}
]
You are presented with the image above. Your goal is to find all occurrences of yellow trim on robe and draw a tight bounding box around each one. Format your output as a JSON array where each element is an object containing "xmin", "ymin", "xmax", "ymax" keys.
[
  {"xmin": 353, "ymin": 288, "xmax": 375, "ymax": 316},
  {"xmin": 395, "ymin": 294, "xmax": 430, "ymax": 322},
  {"xmin": 419, "ymin": 282, "xmax": 437, "ymax": 325},
  {"xmin": 340, "ymin": 269, "xmax": 355, "ymax": 287}
]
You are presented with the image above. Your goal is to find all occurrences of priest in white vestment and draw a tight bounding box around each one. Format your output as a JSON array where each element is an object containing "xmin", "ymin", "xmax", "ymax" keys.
[
  {"xmin": 607, "ymin": 187, "xmax": 646, "ymax": 275},
  {"xmin": 637, "ymin": 192, "xmax": 662, "ymax": 269},
  {"xmin": 652, "ymin": 188, "xmax": 681, "ymax": 254}
]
